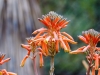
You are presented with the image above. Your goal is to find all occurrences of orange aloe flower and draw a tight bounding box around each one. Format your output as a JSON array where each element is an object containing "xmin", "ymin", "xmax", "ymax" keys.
[
  {"xmin": 0, "ymin": 52, "xmax": 10, "ymax": 65},
  {"xmin": 70, "ymin": 29, "xmax": 100, "ymax": 75},
  {"xmin": 32, "ymin": 11, "xmax": 77, "ymax": 56},
  {"xmin": 0, "ymin": 52, "xmax": 17, "ymax": 75},
  {"xmin": 21, "ymin": 11, "xmax": 77, "ymax": 75},
  {"xmin": 70, "ymin": 29, "xmax": 100, "ymax": 54},
  {"xmin": 0, "ymin": 69, "xmax": 17, "ymax": 75},
  {"xmin": 20, "ymin": 37, "xmax": 45, "ymax": 75},
  {"xmin": 20, "ymin": 37, "xmax": 45, "ymax": 67}
]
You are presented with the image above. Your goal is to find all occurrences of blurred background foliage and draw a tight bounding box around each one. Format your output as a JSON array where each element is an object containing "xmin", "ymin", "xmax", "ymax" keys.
[
  {"xmin": 0, "ymin": 0, "xmax": 100, "ymax": 75},
  {"xmin": 39, "ymin": 0, "xmax": 100, "ymax": 75}
]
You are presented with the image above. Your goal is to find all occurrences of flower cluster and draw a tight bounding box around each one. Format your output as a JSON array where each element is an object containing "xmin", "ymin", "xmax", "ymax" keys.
[
  {"xmin": 20, "ymin": 37, "xmax": 44, "ymax": 67},
  {"xmin": 70, "ymin": 29, "xmax": 100, "ymax": 75},
  {"xmin": 0, "ymin": 52, "xmax": 17, "ymax": 75},
  {"xmin": 34, "ymin": 11, "xmax": 77, "ymax": 55},
  {"xmin": 20, "ymin": 11, "xmax": 77, "ymax": 68}
]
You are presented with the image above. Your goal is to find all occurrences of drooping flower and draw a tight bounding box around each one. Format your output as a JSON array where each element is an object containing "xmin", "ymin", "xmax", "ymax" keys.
[{"xmin": 20, "ymin": 37, "xmax": 45, "ymax": 75}]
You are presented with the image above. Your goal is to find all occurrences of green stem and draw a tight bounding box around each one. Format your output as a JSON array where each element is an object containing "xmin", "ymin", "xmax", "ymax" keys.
[{"xmin": 50, "ymin": 56, "xmax": 54, "ymax": 75}]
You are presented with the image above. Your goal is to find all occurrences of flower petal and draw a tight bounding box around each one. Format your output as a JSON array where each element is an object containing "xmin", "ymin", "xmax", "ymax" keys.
[
  {"xmin": 37, "ymin": 48, "xmax": 47, "ymax": 56},
  {"xmin": 55, "ymin": 40, "xmax": 59, "ymax": 53},
  {"xmin": 78, "ymin": 35, "xmax": 88, "ymax": 44},
  {"xmin": 32, "ymin": 28, "xmax": 47, "ymax": 34},
  {"xmin": 0, "ymin": 54, "xmax": 5, "ymax": 62},
  {"xmin": 98, "ymin": 68, "xmax": 100, "ymax": 75},
  {"xmin": 21, "ymin": 44, "xmax": 31, "ymax": 51},
  {"xmin": 70, "ymin": 46, "xmax": 86, "ymax": 54},
  {"xmin": 0, "ymin": 58, "xmax": 10, "ymax": 65},
  {"xmin": 64, "ymin": 40, "xmax": 71, "ymax": 52},
  {"xmin": 38, "ymin": 18, "xmax": 50, "ymax": 27},
  {"xmin": 96, "ymin": 47, "xmax": 100, "ymax": 51},
  {"xmin": 59, "ymin": 37, "xmax": 68, "ymax": 52},
  {"xmin": 63, "ymin": 36, "xmax": 77, "ymax": 44},
  {"xmin": 61, "ymin": 32, "xmax": 74, "ymax": 40},
  {"xmin": 39, "ymin": 52, "xmax": 44, "ymax": 67},
  {"xmin": 82, "ymin": 45, "xmax": 90, "ymax": 52},
  {"xmin": 20, "ymin": 55, "xmax": 28, "ymax": 67},
  {"xmin": 92, "ymin": 66, "xmax": 95, "ymax": 75},
  {"xmin": 53, "ymin": 31, "xmax": 58, "ymax": 40},
  {"xmin": 41, "ymin": 41, "xmax": 48, "ymax": 56},
  {"xmin": 2, "ymin": 69, "xmax": 9, "ymax": 75},
  {"xmin": 95, "ymin": 54, "xmax": 99, "ymax": 70}
]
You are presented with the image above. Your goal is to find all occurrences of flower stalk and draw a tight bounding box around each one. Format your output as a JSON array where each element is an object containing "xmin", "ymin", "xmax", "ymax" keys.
[{"xmin": 50, "ymin": 56, "xmax": 54, "ymax": 75}]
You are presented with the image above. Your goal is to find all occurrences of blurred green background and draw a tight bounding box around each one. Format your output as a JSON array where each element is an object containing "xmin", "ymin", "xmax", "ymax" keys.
[
  {"xmin": 0, "ymin": 0, "xmax": 100, "ymax": 75},
  {"xmin": 39, "ymin": 0, "xmax": 100, "ymax": 75}
]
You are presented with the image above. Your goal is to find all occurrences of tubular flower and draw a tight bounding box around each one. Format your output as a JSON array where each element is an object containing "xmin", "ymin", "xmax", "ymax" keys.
[
  {"xmin": 20, "ymin": 37, "xmax": 45, "ymax": 67},
  {"xmin": 32, "ymin": 11, "xmax": 77, "ymax": 56},
  {"xmin": 0, "ymin": 53, "xmax": 17, "ymax": 75},
  {"xmin": 70, "ymin": 29, "xmax": 100, "ymax": 54},
  {"xmin": 98, "ymin": 68, "xmax": 100, "ymax": 75},
  {"xmin": 92, "ymin": 66, "xmax": 95, "ymax": 75},
  {"xmin": 0, "ymin": 52, "xmax": 10, "ymax": 65},
  {"xmin": 70, "ymin": 29, "xmax": 100, "ymax": 74},
  {"xmin": 0, "ymin": 69, "xmax": 17, "ymax": 75}
]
